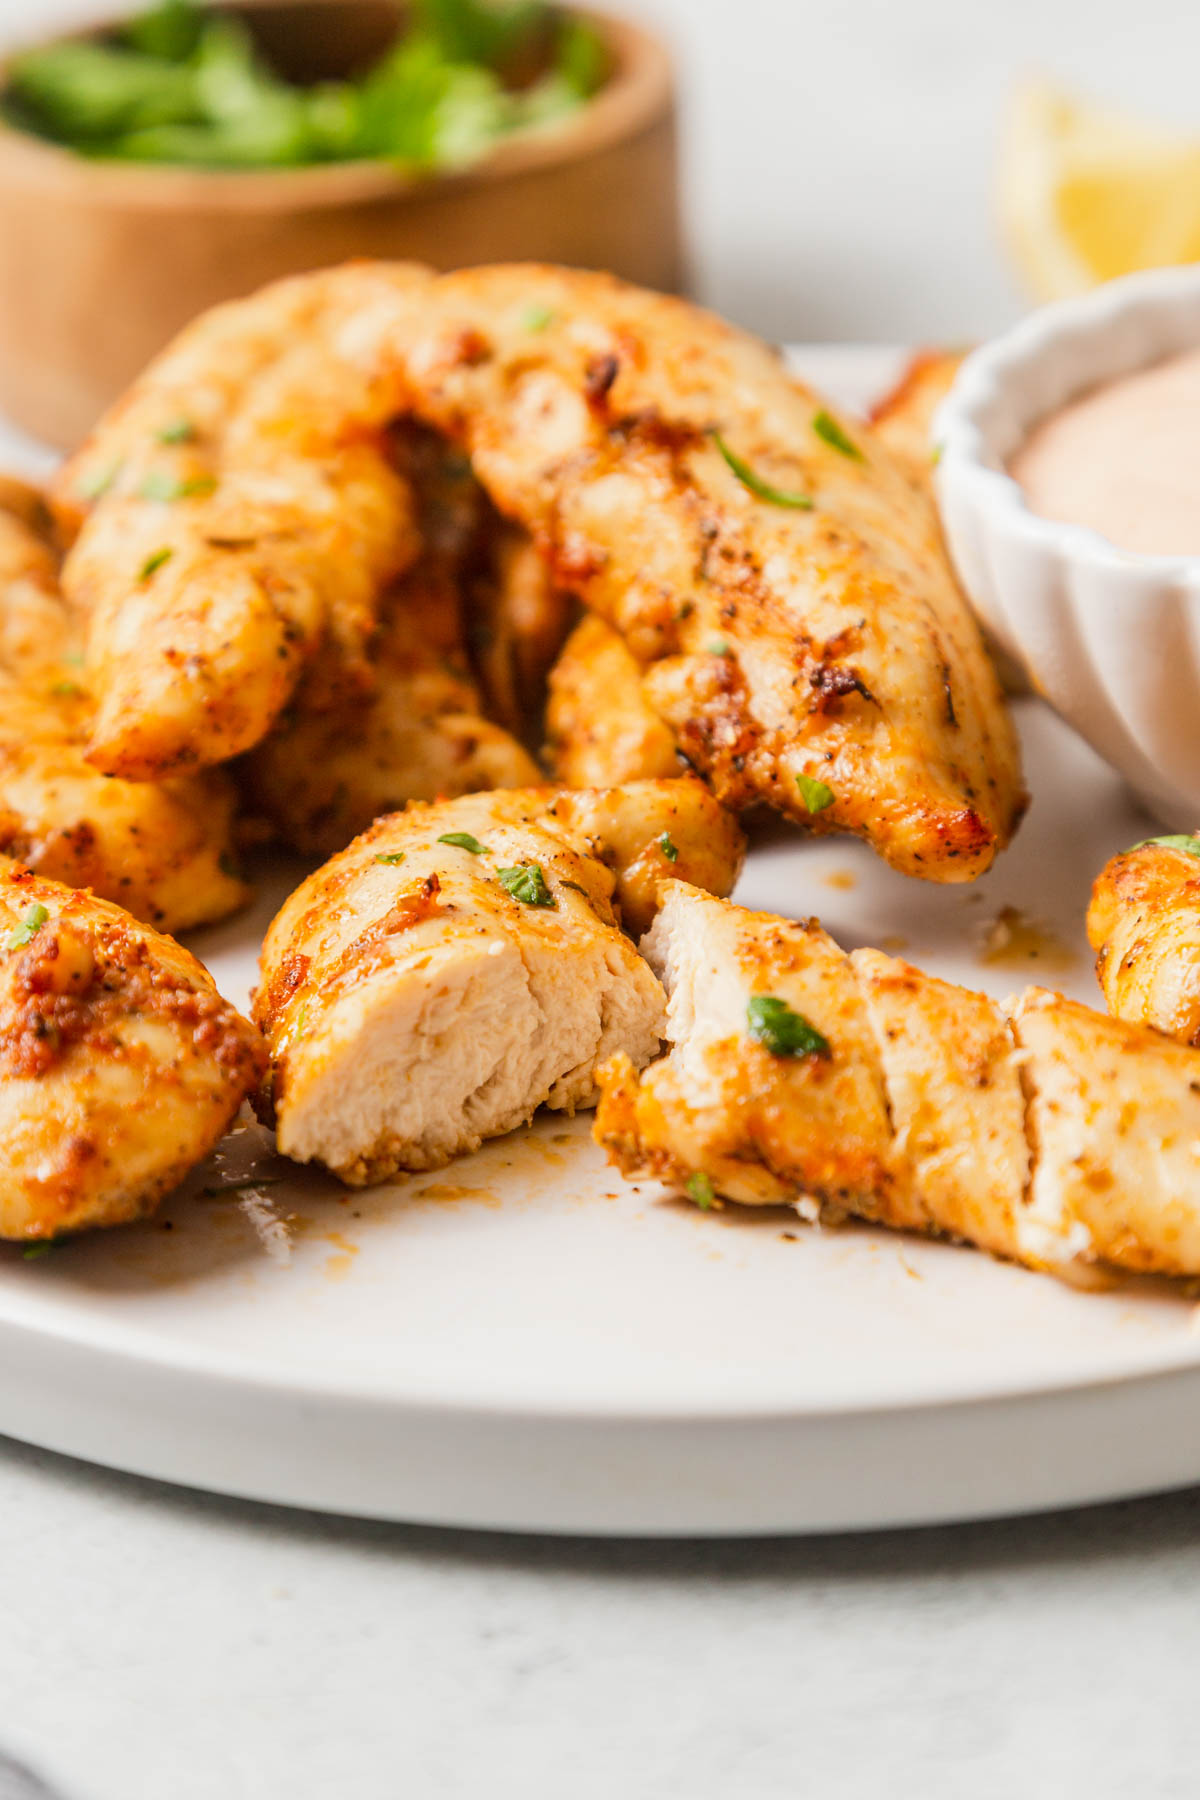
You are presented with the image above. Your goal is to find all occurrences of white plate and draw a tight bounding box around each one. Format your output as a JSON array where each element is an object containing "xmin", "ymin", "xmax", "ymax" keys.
[{"xmin": 1, "ymin": 348, "xmax": 1196, "ymax": 1538}]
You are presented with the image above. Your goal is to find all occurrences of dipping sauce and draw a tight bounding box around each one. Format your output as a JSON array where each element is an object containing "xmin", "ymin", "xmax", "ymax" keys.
[{"xmin": 1011, "ymin": 346, "xmax": 1200, "ymax": 556}]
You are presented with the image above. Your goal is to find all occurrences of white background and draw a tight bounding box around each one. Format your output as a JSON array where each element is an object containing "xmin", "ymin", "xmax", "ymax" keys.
[{"xmin": 2, "ymin": 4, "xmax": 1200, "ymax": 1799}]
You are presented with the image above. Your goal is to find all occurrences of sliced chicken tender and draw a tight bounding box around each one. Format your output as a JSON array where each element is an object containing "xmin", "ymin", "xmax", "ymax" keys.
[
  {"xmin": 1011, "ymin": 989, "xmax": 1200, "ymax": 1276},
  {"xmin": 850, "ymin": 947, "xmax": 1028, "ymax": 1261},
  {"xmin": 55, "ymin": 264, "xmax": 431, "ymax": 778},
  {"xmin": 385, "ymin": 265, "xmax": 1022, "ymax": 881},
  {"xmin": 0, "ymin": 859, "xmax": 265, "ymax": 1240},
  {"xmin": 596, "ymin": 883, "xmax": 1200, "ymax": 1282},
  {"xmin": 0, "ymin": 483, "xmax": 247, "ymax": 931},
  {"xmin": 256, "ymin": 790, "xmax": 682, "ymax": 1183},
  {"xmin": 1087, "ymin": 837, "xmax": 1200, "ymax": 1045},
  {"xmin": 604, "ymin": 885, "xmax": 914, "ymax": 1215},
  {"xmin": 547, "ymin": 615, "xmax": 681, "ymax": 789}
]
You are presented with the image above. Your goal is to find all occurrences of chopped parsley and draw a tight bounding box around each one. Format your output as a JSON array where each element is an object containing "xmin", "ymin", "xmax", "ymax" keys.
[
  {"xmin": 157, "ymin": 417, "xmax": 196, "ymax": 444},
  {"xmin": 2, "ymin": 3, "xmax": 608, "ymax": 174},
  {"xmin": 437, "ymin": 832, "xmax": 489, "ymax": 854},
  {"xmin": 746, "ymin": 994, "xmax": 831, "ymax": 1060},
  {"xmin": 497, "ymin": 863, "xmax": 555, "ymax": 907},
  {"xmin": 712, "ymin": 433, "xmax": 813, "ymax": 509},
  {"xmin": 22, "ymin": 1241, "xmax": 54, "ymax": 1259},
  {"xmin": 217, "ymin": 851, "xmax": 241, "ymax": 880},
  {"xmin": 51, "ymin": 679, "xmax": 83, "ymax": 699},
  {"xmin": 659, "ymin": 833, "xmax": 679, "ymax": 862},
  {"xmin": 374, "ymin": 851, "xmax": 406, "ymax": 865},
  {"xmin": 6, "ymin": 903, "xmax": 49, "ymax": 950},
  {"xmin": 707, "ymin": 637, "xmax": 732, "ymax": 657},
  {"xmin": 139, "ymin": 546, "xmax": 173, "ymax": 581},
  {"xmin": 686, "ymin": 1170, "xmax": 716, "ymax": 1209},
  {"xmin": 1130, "ymin": 833, "xmax": 1200, "ymax": 858},
  {"xmin": 795, "ymin": 772, "xmax": 835, "ymax": 814},
  {"xmin": 139, "ymin": 470, "xmax": 216, "ymax": 502},
  {"xmin": 520, "ymin": 303, "xmax": 555, "ymax": 332},
  {"xmin": 812, "ymin": 408, "xmax": 863, "ymax": 461}
]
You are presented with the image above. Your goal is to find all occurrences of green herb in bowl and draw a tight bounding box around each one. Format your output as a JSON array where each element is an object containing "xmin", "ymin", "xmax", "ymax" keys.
[{"xmin": 2, "ymin": 0, "xmax": 609, "ymax": 171}]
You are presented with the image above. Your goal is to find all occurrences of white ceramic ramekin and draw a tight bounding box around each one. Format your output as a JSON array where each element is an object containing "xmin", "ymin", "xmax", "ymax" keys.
[{"xmin": 935, "ymin": 265, "xmax": 1200, "ymax": 827}]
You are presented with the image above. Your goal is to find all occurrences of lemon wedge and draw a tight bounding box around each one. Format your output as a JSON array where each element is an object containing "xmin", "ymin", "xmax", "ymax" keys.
[{"xmin": 1000, "ymin": 80, "xmax": 1200, "ymax": 301}]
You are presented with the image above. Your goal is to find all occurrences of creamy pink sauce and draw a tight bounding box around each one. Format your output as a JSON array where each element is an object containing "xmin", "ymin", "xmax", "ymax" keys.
[{"xmin": 1010, "ymin": 346, "xmax": 1200, "ymax": 556}]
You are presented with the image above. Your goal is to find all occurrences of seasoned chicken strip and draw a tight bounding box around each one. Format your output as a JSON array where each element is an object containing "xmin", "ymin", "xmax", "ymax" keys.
[
  {"xmin": 255, "ymin": 781, "xmax": 742, "ymax": 1183},
  {"xmin": 384, "ymin": 266, "xmax": 1023, "ymax": 880},
  {"xmin": 596, "ymin": 883, "xmax": 1200, "ymax": 1281},
  {"xmin": 242, "ymin": 571, "xmax": 540, "ymax": 856},
  {"xmin": 468, "ymin": 524, "xmax": 573, "ymax": 741},
  {"xmin": 546, "ymin": 615, "xmax": 681, "ymax": 789},
  {"xmin": 241, "ymin": 421, "xmax": 538, "ymax": 854},
  {"xmin": 1087, "ymin": 835, "xmax": 1200, "ymax": 1044},
  {"xmin": 0, "ymin": 482, "xmax": 247, "ymax": 930},
  {"xmin": 0, "ymin": 859, "xmax": 264, "ymax": 1240},
  {"xmin": 61, "ymin": 264, "xmax": 1022, "ymax": 876},
  {"xmin": 868, "ymin": 349, "xmax": 965, "ymax": 484},
  {"xmin": 54, "ymin": 264, "xmax": 429, "ymax": 778}
]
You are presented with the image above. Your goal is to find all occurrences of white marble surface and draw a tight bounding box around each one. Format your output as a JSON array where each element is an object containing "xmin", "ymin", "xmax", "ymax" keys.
[{"xmin": 2, "ymin": 3, "xmax": 1200, "ymax": 1795}]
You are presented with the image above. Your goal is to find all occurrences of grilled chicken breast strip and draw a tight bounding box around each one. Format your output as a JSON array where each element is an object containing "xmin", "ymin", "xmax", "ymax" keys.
[
  {"xmin": 546, "ymin": 614, "xmax": 682, "ymax": 789},
  {"xmin": 60, "ymin": 263, "xmax": 1022, "ymax": 879},
  {"xmin": 55, "ymin": 265, "xmax": 429, "ymax": 778},
  {"xmin": 0, "ymin": 858, "xmax": 264, "ymax": 1240},
  {"xmin": 596, "ymin": 882, "xmax": 1200, "ymax": 1281},
  {"xmin": 1088, "ymin": 835, "xmax": 1200, "ymax": 1044},
  {"xmin": 255, "ymin": 781, "xmax": 743, "ymax": 1184},
  {"xmin": 384, "ymin": 266, "xmax": 1023, "ymax": 879},
  {"xmin": 0, "ymin": 480, "xmax": 247, "ymax": 931},
  {"xmin": 241, "ymin": 430, "xmax": 539, "ymax": 855}
]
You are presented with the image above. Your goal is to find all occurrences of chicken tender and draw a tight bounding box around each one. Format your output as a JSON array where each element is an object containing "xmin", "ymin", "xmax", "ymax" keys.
[
  {"xmin": 868, "ymin": 349, "xmax": 965, "ymax": 484},
  {"xmin": 55, "ymin": 264, "xmax": 430, "ymax": 778},
  {"xmin": 596, "ymin": 883, "xmax": 1200, "ymax": 1281},
  {"xmin": 1087, "ymin": 836, "xmax": 1200, "ymax": 1045},
  {"xmin": 254, "ymin": 780, "xmax": 742, "ymax": 1183},
  {"xmin": 61, "ymin": 264, "xmax": 1022, "ymax": 879},
  {"xmin": 241, "ymin": 421, "xmax": 539, "ymax": 854},
  {"xmin": 387, "ymin": 266, "xmax": 1023, "ymax": 880},
  {"xmin": 0, "ymin": 859, "xmax": 264, "ymax": 1240},
  {"xmin": 0, "ymin": 482, "xmax": 247, "ymax": 931},
  {"xmin": 546, "ymin": 615, "xmax": 681, "ymax": 788}
]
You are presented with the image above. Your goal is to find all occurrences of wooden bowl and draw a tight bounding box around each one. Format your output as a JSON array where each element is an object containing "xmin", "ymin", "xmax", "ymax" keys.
[{"xmin": 0, "ymin": 0, "xmax": 681, "ymax": 448}]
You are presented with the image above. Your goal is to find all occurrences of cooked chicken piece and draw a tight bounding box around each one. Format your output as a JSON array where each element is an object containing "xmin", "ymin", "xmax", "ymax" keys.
[
  {"xmin": 0, "ymin": 858, "xmax": 264, "ymax": 1240},
  {"xmin": 385, "ymin": 265, "xmax": 1022, "ymax": 880},
  {"xmin": 240, "ymin": 419, "xmax": 538, "ymax": 855},
  {"xmin": 868, "ymin": 349, "xmax": 966, "ymax": 484},
  {"xmin": 255, "ymin": 780, "xmax": 742, "ymax": 1183},
  {"xmin": 0, "ymin": 483, "xmax": 247, "ymax": 931},
  {"xmin": 596, "ymin": 882, "xmax": 1200, "ymax": 1280},
  {"xmin": 469, "ymin": 523, "xmax": 573, "ymax": 741},
  {"xmin": 241, "ymin": 562, "xmax": 540, "ymax": 857},
  {"xmin": 546, "ymin": 615, "xmax": 681, "ymax": 788},
  {"xmin": 1087, "ymin": 837, "xmax": 1200, "ymax": 1045},
  {"xmin": 538, "ymin": 778, "xmax": 745, "ymax": 938},
  {"xmin": 54, "ymin": 264, "xmax": 431, "ymax": 778},
  {"xmin": 1011, "ymin": 988, "xmax": 1200, "ymax": 1275},
  {"xmin": 58, "ymin": 263, "xmax": 1022, "ymax": 875}
]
